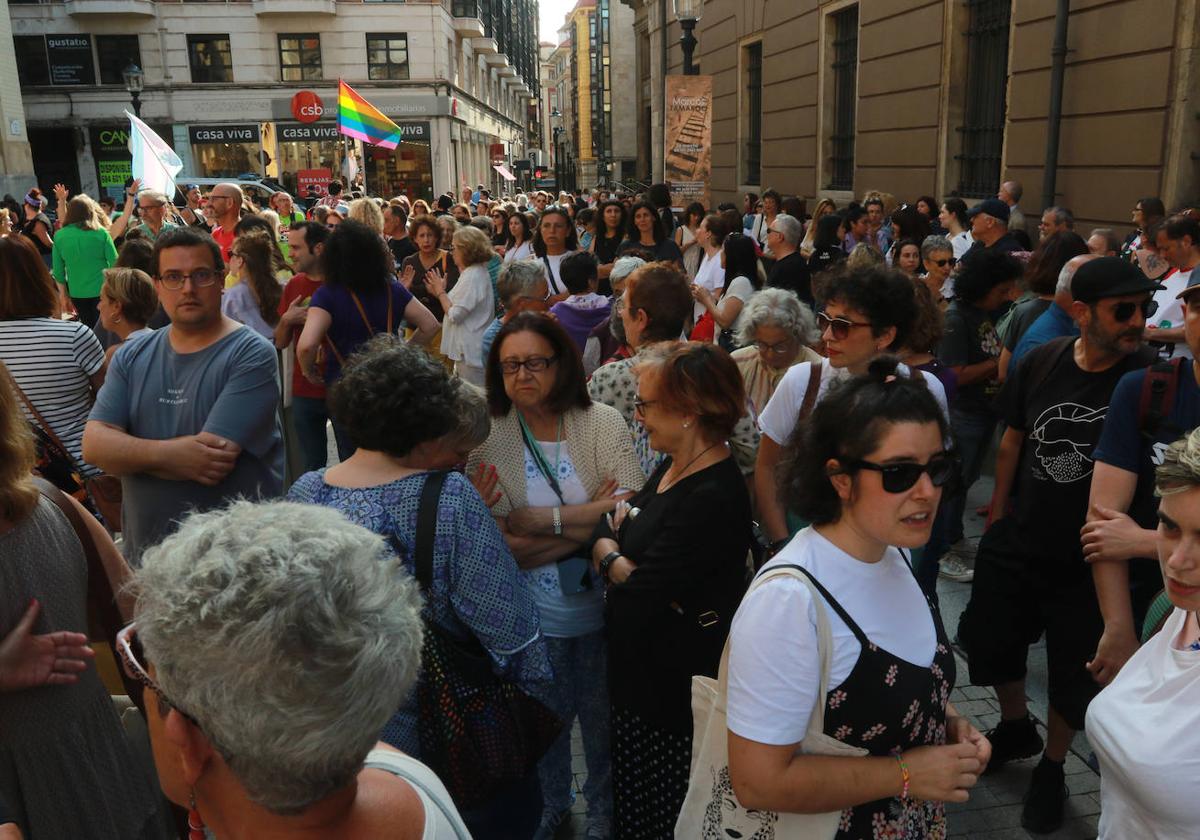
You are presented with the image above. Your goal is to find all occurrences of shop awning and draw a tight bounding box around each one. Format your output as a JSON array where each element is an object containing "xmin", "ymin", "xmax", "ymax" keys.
[{"xmin": 493, "ymin": 163, "xmax": 516, "ymax": 181}]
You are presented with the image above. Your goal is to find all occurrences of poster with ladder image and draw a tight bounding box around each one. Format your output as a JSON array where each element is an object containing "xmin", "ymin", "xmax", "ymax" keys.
[{"xmin": 664, "ymin": 74, "xmax": 713, "ymax": 212}]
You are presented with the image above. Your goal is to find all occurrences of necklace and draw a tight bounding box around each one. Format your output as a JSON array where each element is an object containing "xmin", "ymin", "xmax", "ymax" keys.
[{"xmin": 659, "ymin": 442, "xmax": 724, "ymax": 493}]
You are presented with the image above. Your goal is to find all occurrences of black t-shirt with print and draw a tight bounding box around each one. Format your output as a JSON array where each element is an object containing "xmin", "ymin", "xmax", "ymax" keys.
[
  {"xmin": 1003, "ymin": 337, "xmax": 1155, "ymax": 565},
  {"xmin": 938, "ymin": 300, "xmax": 1002, "ymax": 416}
]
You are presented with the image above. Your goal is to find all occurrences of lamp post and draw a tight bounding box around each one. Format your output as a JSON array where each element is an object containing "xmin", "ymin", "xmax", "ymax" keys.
[
  {"xmin": 122, "ymin": 62, "xmax": 144, "ymax": 118},
  {"xmin": 673, "ymin": 0, "xmax": 703, "ymax": 76}
]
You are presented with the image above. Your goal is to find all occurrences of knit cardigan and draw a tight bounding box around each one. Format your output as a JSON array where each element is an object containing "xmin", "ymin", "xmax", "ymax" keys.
[{"xmin": 468, "ymin": 402, "xmax": 646, "ymax": 519}]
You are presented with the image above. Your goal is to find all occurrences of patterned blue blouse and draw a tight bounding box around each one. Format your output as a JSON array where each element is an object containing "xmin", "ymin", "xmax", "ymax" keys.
[{"xmin": 287, "ymin": 468, "xmax": 553, "ymax": 755}]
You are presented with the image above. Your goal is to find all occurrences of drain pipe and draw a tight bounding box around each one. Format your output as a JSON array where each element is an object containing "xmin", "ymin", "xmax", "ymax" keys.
[
  {"xmin": 659, "ymin": 0, "xmax": 668, "ymax": 181},
  {"xmin": 1040, "ymin": 0, "xmax": 1070, "ymax": 211}
]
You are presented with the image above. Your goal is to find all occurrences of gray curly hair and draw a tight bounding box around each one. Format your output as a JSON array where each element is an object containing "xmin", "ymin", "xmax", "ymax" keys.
[
  {"xmin": 131, "ymin": 501, "xmax": 424, "ymax": 815},
  {"xmin": 735, "ymin": 287, "xmax": 820, "ymax": 347}
]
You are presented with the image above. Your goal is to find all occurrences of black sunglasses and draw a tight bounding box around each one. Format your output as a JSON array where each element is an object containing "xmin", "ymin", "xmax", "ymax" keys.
[
  {"xmin": 817, "ymin": 312, "xmax": 873, "ymax": 341},
  {"xmin": 932, "ymin": 257, "xmax": 957, "ymax": 268},
  {"xmin": 1111, "ymin": 299, "xmax": 1158, "ymax": 322},
  {"xmin": 842, "ymin": 453, "xmax": 958, "ymax": 493}
]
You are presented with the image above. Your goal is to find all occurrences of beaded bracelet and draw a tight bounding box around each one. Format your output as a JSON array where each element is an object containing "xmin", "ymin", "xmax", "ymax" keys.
[{"xmin": 893, "ymin": 751, "xmax": 910, "ymax": 801}]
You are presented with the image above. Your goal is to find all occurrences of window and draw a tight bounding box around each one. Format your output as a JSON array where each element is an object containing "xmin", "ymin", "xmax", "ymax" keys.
[
  {"xmin": 13, "ymin": 36, "xmax": 50, "ymax": 87},
  {"xmin": 827, "ymin": 5, "xmax": 859, "ymax": 190},
  {"xmin": 187, "ymin": 35, "xmax": 233, "ymax": 83},
  {"xmin": 451, "ymin": 0, "xmax": 478, "ymax": 15},
  {"xmin": 744, "ymin": 42, "xmax": 762, "ymax": 186},
  {"xmin": 366, "ymin": 33, "xmax": 409, "ymax": 81},
  {"xmin": 278, "ymin": 34, "xmax": 321, "ymax": 82},
  {"xmin": 956, "ymin": 0, "xmax": 1012, "ymax": 197},
  {"xmin": 97, "ymin": 35, "xmax": 141, "ymax": 85}
]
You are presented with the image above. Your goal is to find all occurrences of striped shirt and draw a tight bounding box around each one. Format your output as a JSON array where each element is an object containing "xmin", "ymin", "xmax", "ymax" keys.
[{"xmin": 0, "ymin": 318, "xmax": 104, "ymax": 476}]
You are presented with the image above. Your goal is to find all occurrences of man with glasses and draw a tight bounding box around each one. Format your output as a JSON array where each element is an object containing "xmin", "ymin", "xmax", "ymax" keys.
[
  {"xmin": 957, "ymin": 256, "xmax": 1161, "ymax": 834},
  {"xmin": 966, "ymin": 197, "xmax": 1023, "ymax": 255},
  {"xmin": 207, "ymin": 182, "xmax": 245, "ymax": 265},
  {"xmin": 83, "ymin": 227, "xmax": 284, "ymax": 565},
  {"xmin": 764, "ymin": 214, "xmax": 812, "ymax": 305},
  {"xmin": 131, "ymin": 190, "xmax": 177, "ymax": 241}
]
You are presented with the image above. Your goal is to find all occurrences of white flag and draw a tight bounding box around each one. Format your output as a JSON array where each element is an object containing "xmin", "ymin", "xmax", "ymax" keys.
[
  {"xmin": 341, "ymin": 151, "xmax": 358, "ymax": 182},
  {"xmin": 125, "ymin": 110, "xmax": 182, "ymax": 197}
]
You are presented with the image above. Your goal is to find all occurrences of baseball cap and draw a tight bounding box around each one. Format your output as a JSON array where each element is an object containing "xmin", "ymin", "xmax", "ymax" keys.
[
  {"xmin": 966, "ymin": 197, "xmax": 1010, "ymax": 224},
  {"xmin": 1071, "ymin": 256, "xmax": 1164, "ymax": 303}
]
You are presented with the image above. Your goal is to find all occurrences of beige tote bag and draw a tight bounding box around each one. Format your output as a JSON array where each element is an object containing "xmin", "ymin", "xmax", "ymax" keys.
[{"xmin": 674, "ymin": 564, "xmax": 868, "ymax": 839}]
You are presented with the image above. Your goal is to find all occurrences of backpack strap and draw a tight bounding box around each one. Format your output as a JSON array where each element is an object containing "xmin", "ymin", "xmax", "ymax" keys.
[
  {"xmin": 1138, "ymin": 357, "xmax": 1184, "ymax": 440},
  {"xmin": 414, "ymin": 471, "xmax": 450, "ymax": 592}
]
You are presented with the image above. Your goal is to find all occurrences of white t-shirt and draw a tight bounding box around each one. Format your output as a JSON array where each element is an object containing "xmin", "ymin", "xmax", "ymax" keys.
[
  {"xmin": 722, "ymin": 276, "xmax": 755, "ymax": 338},
  {"xmin": 950, "ymin": 230, "xmax": 973, "ymax": 260},
  {"xmin": 541, "ymin": 250, "xmax": 577, "ymax": 296},
  {"xmin": 1087, "ymin": 608, "xmax": 1200, "ymax": 839},
  {"xmin": 1151, "ymin": 268, "xmax": 1194, "ymax": 360},
  {"xmin": 757, "ymin": 359, "xmax": 950, "ymax": 446},
  {"xmin": 503, "ymin": 240, "xmax": 534, "ymax": 263},
  {"xmin": 523, "ymin": 443, "xmax": 604, "ymax": 638},
  {"xmin": 727, "ymin": 528, "xmax": 937, "ymax": 745},
  {"xmin": 692, "ymin": 249, "xmax": 724, "ymax": 321},
  {"xmin": 439, "ymin": 263, "xmax": 495, "ymax": 368}
]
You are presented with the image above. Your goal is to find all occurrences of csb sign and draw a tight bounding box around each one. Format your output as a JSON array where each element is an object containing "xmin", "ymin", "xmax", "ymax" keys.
[{"xmin": 290, "ymin": 91, "xmax": 325, "ymax": 124}]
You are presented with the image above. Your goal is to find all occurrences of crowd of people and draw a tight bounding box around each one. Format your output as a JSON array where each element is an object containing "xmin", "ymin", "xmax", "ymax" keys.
[{"xmin": 0, "ymin": 171, "xmax": 1197, "ymax": 840}]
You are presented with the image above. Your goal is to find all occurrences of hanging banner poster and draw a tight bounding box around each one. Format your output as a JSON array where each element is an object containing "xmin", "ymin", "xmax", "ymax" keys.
[{"xmin": 664, "ymin": 74, "xmax": 712, "ymax": 212}]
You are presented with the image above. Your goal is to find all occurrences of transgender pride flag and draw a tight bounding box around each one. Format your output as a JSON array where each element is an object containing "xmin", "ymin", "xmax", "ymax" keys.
[{"xmin": 337, "ymin": 80, "xmax": 402, "ymax": 150}]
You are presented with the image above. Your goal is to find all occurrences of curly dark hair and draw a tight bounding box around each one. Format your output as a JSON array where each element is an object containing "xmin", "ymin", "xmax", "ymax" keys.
[
  {"xmin": 319, "ymin": 219, "xmax": 393, "ymax": 296},
  {"xmin": 819, "ymin": 265, "xmax": 918, "ymax": 352},
  {"xmin": 328, "ymin": 335, "xmax": 461, "ymax": 457},
  {"xmin": 953, "ymin": 248, "xmax": 1023, "ymax": 306},
  {"xmin": 782, "ymin": 355, "xmax": 948, "ymax": 525}
]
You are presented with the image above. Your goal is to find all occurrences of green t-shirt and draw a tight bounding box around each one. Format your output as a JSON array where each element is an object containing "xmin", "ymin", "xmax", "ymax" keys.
[{"xmin": 51, "ymin": 224, "xmax": 118, "ymax": 298}]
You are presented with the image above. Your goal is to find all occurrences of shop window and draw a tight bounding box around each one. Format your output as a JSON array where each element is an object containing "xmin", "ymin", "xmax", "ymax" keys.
[
  {"xmin": 279, "ymin": 34, "xmax": 322, "ymax": 82},
  {"xmin": 367, "ymin": 33, "xmax": 410, "ymax": 81},
  {"xmin": 97, "ymin": 35, "xmax": 141, "ymax": 86},
  {"xmin": 827, "ymin": 5, "xmax": 858, "ymax": 191},
  {"xmin": 956, "ymin": 0, "xmax": 1011, "ymax": 197},
  {"xmin": 743, "ymin": 41, "xmax": 762, "ymax": 187},
  {"xmin": 13, "ymin": 36, "xmax": 50, "ymax": 87},
  {"xmin": 188, "ymin": 34, "xmax": 233, "ymax": 84}
]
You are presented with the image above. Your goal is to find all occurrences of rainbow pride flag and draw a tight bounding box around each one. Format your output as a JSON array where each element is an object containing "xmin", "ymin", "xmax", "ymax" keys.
[{"xmin": 337, "ymin": 80, "xmax": 401, "ymax": 149}]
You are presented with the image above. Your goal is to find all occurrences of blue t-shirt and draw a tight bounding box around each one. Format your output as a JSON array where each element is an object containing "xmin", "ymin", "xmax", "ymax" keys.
[
  {"xmin": 1095, "ymin": 363, "xmax": 1200, "ymax": 529},
  {"xmin": 310, "ymin": 281, "xmax": 413, "ymax": 382},
  {"xmin": 1009, "ymin": 302, "xmax": 1078, "ymax": 375},
  {"xmin": 481, "ymin": 316, "xmax": 503, "ymax": 361},
  {"xmin": 89, "ymin": 326, "xmax": 284, "ymax": 564}
]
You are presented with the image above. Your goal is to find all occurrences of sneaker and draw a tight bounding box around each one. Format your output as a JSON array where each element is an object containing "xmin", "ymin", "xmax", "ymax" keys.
[
  {"xmin": 948, "ymin": 537, "xmax": 978, "ymax": 561},
  {"xmin": 938, "ymin": 556, "xmax": 975, "ymax": 582},
  {"xmin": 532, "ymin": 808, "xmax": 572, "ymax": 840},
  {"xmin": 984, "ymin": 715, "xmax": 1044, "ymax": 774},
  {"xmin": 1021, "ymin": 756, "xmax": 1068, "ymax": 834}
]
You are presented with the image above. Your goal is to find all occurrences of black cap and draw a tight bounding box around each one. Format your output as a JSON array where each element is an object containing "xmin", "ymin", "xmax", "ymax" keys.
[
  {"xmin": 966, "ymin": 197, "xmax": 1010, "ymax": 224},
  {"xmin": 1071, "ymin": 256, "xmax": 1164, "ymax": 303}
]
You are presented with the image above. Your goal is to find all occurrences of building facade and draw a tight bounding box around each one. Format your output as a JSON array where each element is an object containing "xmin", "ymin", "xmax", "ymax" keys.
[
  {"xmin": 0, "ymin": 4, "xmax": 35, "ymax": 198},
  {"xmin": 625, "ymin": 0, "xmax": 1200, "ymax": 232},
  {"xmin": 8, "ymin": 0, "xmax": 539, "ymax": 202}
]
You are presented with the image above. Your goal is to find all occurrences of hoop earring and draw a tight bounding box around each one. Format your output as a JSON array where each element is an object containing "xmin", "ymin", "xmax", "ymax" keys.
[{"xmin": 188, "ymin": 791, "xmax": 207, "ymax": 840}]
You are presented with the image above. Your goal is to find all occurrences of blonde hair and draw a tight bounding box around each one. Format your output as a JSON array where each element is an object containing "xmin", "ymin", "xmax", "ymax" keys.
[
  {"xmin": 0, "ymin": 365, "xmax": 39, "ymax": 523},
  {"xmin": 1156, "ymin": 428, "xmax": 1200, "ymax": 497},
  {"xmin": 64, "ymin": 195, "xmax": 103, "ymax": 231},
  {"xmin": 347, "ymin": 198, "xmax": 384, "ymax": 234},
  {"xmin": 451, "ymin": 225, "xmax": 495, "ymax": 267},
  {"xmin": 259, "ymin": 209, "xmax": 281, "ymax": 240},
  {"xmin": 101, "ymin": 267, "xmax": 159, "ymax": 325}
]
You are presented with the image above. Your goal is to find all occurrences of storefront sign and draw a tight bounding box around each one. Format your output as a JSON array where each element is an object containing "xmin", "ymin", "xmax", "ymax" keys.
[
  {"xmin": 297, "ymin": 169, "xmax": 332, "ymax": 198},
  {"xmin": 664, "ymin": 75, "xmax": 713, "ymax": 211},
  {"xmin": 270, "ymin": 92, "xmax": 448, "ymax": 121},
  {"xmin": 46, "ymin": 35, "xmax": 95, "ymax": 86},
  {"xmin": 188, "ymin": 124, "xmax": 261, "ymax": 145},
  {"xmin": 395, "ymin": 122, "xmax": 431, "ymax": 142},
  {"xmin": 92, "ymin": 124, "xmax": 172, "ymax": 201},
  {"xmin": 490, "ymin": 143, "xmax": 506, "ymax": 165},
  {"xmin": 290, "ymin": 91, "xmax": 325, "ymax": 124},
  {"xmin": 277, "ymin": 122, "xmax": 340, "ymax": 142}
]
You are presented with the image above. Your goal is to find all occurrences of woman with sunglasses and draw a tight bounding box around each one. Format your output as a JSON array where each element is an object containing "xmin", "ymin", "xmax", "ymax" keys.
[
  {"xmin": 469, "ymin": 313, "xmax": 643, "ymax": 840},
  {"xmin": 726, "ymin": 357, "xmax": 990, "ymax": 837},
  {"xmin": 755, "ymin": 266, "xmax": 949, "ymax": 549},
  {"xmin": 490, "ymin": 205, "xmax": 510, "ymax": 250},
  {"xmin": 589, "ymin": 341, "xmax": 753, "ymax": 838},
  {"xmin": 919, "ymin": 235, "xmax": 956, "ymax": 309},
  {"xmin": 122, "ymin": 499, "xmax": 472, "ymax": 839}
]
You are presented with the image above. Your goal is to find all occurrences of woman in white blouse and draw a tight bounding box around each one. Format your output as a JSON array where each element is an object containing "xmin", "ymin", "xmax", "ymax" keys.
[
  {"xmin": 427, "ymin": 226, "xmax": 496, "ymax": 386},
  {"xmin": 1087, "ymin": 428, "xmax": 1200, "ymax": 839}
]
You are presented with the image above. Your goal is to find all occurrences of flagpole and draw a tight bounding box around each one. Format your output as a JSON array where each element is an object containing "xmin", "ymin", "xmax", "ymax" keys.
[{"xmin": 342, "ymin": 134, "xmax": 350, "ymax": 192}]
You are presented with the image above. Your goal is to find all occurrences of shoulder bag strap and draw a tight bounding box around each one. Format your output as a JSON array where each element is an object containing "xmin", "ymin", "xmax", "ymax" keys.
[
  {"xmin": 0, "ymin": 361, "xmax": 72, "ymax": 456},
  {"xmin": 414, "ymin": 471, "xmax": 450, "ymax": 592},
  {"xmin": 29, "ymin": 476, "xmax": 144, "ymax": 710},
  {"xmin": 797, "ymin": 363, "xmax": 823, "ymax": 422}
]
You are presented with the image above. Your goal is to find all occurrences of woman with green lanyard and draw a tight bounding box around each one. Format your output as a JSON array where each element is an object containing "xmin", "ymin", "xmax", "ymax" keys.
[
  {"xmin": 270, "ymin": 192, "xmax": 306, "ymax": 265},
  {"xmin": 469, "ymin": 312, "xmax": 644, "ymax": 840}
]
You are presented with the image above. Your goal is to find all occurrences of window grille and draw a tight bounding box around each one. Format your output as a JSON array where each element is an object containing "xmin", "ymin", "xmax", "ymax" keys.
[
  {"xmin": 956, "ymin": 0, "xmax": 1011, "ymax": 197},
  {"xmin": 828, "ymin": 5, "xmax": 858, "ymax": 191},
  {"xmin": 744, "ymin": 42, "xmax": 763, "ymax": 186}
]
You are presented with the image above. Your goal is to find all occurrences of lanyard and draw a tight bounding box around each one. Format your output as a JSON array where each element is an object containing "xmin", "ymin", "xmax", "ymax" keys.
[{"xmin": 517, "ymin": 412, "xmax": 564, "ymax": 504}]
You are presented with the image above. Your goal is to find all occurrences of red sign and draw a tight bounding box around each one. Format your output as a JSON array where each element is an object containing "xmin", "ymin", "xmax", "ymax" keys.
[
  {"xmin": 490, "ymin": 143, "xmax": 505, "ymax": 165},
  {"xmin": 297, "ymin": 168, "xmax": 332, "ymax": 198},
  {"xmin": 291, "ymin": 91, "xmax": 325, "ymax": 123}
]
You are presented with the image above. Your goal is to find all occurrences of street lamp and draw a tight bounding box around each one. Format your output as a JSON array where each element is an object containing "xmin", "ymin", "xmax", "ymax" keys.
[
  {"xmin": 122, "ymin": 62, "xmax": 144, "ymax": 118},
  {"xmin": 673, "ymin": 0, "xmax": 703, "ymax": 76}
]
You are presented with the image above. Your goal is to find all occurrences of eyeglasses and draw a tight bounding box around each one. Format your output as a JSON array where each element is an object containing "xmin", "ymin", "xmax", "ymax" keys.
[
  {"xmin": 842, "ymin": 453, "xmax": 958, "ymax": 494},
  {"xmin": 817, "ymin": 312, "xmax": 873, "ymax": 340},
  {"xmin": 754, "ymin": 338, "xmax": 795, "ymax": 356},
  {"xmin": 633, "ymin": 394, "xmax": 659, "ymax": 413},
  {"xmin": 159, "ymin": 269, "xmax": 220, "ymax": 290},
  {"xmin": 500, "ymin": 355, "xmax": 556, "ymax": 375},
  {"xmin": 931, "ymin": 257, "xmax": 957, "ymax": 268},
  {"xmin": 1111, "ymin": 299, "xmax": 1158, "ymax": 322},
  {"xmin": 116, "ymin": 623, "xmax": 201, "ymax": 727}
]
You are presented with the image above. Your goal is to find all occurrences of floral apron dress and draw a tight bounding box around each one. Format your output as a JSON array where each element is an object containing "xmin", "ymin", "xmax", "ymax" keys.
[{"xmin": 796, "ymin": 565, "xmax": 955, "ymax": 839}]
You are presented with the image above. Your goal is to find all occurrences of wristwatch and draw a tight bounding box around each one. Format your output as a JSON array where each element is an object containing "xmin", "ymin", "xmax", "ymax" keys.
[
  {"xmin": 600, "ymin": 550, "xmax": 623, "ymax": 580},
  {"xmin": 552, "ymin": 506, "xmax": 563, "ymax": 536}
]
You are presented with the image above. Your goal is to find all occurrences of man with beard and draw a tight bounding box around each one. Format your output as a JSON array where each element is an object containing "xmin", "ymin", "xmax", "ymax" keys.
[{"xmin": 957, "ymin": 257, "xmax": 1160, "ymax": 834}]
